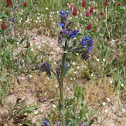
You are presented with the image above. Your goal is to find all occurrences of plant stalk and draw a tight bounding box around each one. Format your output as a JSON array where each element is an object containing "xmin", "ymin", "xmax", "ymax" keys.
[
  {"xmin": 105, "ymin": 6, "xmax": 110, "ymax": 40},
  {"xmin": 59, "ymin": 41, "xmax": 67, "ymax": 126}
]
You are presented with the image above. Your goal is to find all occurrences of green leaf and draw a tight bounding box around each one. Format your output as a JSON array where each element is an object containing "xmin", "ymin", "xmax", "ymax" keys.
[
  {"xmin": 19, "ymin": 36, "xmax": 26, "ymax": 44},
  {"xmin": 74, "ymin": 85, "xmax": 85, "ymax": 99},
  {"xmin": 68, "ymin": 39, "xmax": 72, "ymax": 48},
  {"xmin": 64, "ymin": 50, "xmax": 69, "ymax": 54},
  {"xmin": 7, "ymin": 38, "xmax": 18, "ymax": 43},
  {"xmin": 19, "ymin": 105, "xmax": 38, "ymax": 115},
  {"xmin": 0, "ymin": 14, "xmax": 8, "ymax": 18},
  {"xmin": 58, "ymin": 102, "xmax": 63, "ymax": 111},
  {"xmin": 26, "ymin": 55, "xmax": 32, "ymax": 62},
  {"xmin": 89, "ymin": 110, "xmax": 98, "ymax": 117},
  {"xmin": 107, "ymin": 58, "xmax": 117, "ymax": 71},
  {"xmin": 88, "ymin": 119, "xmax": 94, "ymax": 126},
  {"xmin": 64, "ymin": 65, "xmax": 71, "ymax": 78}
]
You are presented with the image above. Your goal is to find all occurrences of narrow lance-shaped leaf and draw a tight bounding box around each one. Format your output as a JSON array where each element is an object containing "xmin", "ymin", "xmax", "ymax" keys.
[
  {"xmin": 64, "ymin": 65, "xmax": 71, "ymax": 78},
  {"xmin": 19, "ymin": 36, "xmax": 26, "ymax": 44},
  {"xmin": 88, "ymin": 119, "xmax": 94, "ymax": 126}
]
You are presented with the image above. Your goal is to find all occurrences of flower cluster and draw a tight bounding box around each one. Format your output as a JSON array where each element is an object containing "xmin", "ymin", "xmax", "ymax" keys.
[
  {"xmin": 81, "ymin": 35, "xmax": 94, "ymax": 60},
  {"xmin": 1, "ymin": 21, "xmax": 6, "ymax": 29},
  {"xmin": 117, "ymin": 2, "xmax": 121, "ymax": 6},
  {"xmin": 60, "ymin": 10, "xmax": 71, "ymax": 22},
  {"xmin": 104, "ymin": 0, "xmax": 108, "ymax": 6},
  {"xmin": 7, "ymin": 0, "xmax": 12, "ymax": 6},
  {"xmin": 58, "ymin": 10, "xmax": 80, "ymax": 44},
  {"xmin": 87, "ymin": 22, "xmax": 92, "ymax": 30},
  {"xmin": 82, "ymin": 35, "xmax": 94, "ymax": 50},
  {"xmin": 73, "ymin": 6, "xmax": 77, "ymax": 16},
  {"xmin": 82, "ymin": 0, "xmax": 86, "ymax": 7},
  {"xmin": 24, "ymin": 1, "xmax": 27, "ymax": 7}
]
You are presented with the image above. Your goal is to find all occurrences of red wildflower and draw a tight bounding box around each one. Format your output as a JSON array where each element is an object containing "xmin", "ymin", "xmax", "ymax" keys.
[
  {"xmin": 86, "ymin": 11, "xmax": 90, "ymax": 17},
  {"xmin": 22, "ymin": 53, "xmax": 25, "ymax": 57},
  {"xmin": 90, "ymin": 6, "xmax": 94, "ymax": 13},
  {"xmin": 1, "ymin": 21, "xmax": 6, "ymax": 29},
  {"xmin": 9, "ymin": 0, "xmax": 12, "ymax": 6},
  {"xmin": 7, "ymin": 0, "xmax": 10, "ymax": 6},
  {"xmin": 7, "ymin": 0, "xmax": 12, "ymax": 6},
  {"xmin": 82, "ymin": 0, "xmax": 86, "ymax": 7},
  {"xmin": 35, "ymin": 0, "xmax": 37, "ymax": 1},
  {"xmin": 104, "ymin": 0, "xmax": 108, "ymax": 6},
  {"xmin": 87, "ymin": 22, "xmax": 92, "ymax": 30},
  {"xmin": 100, "ymin": 11, "xmax": 103, "ymax": 16},
  {"xmin": 1, "ymin": 43, "xmax": 4, "ymax": 48},
  {"xmin": 70, "ymin": 3, "xmax": 73, "ymax": 8},
  {"xmin": 24, "ymin": 2, "xmax": 27, "ymax": 7},
  {"xmin": 117, "ymin": 2, "xmax": 121, "ymax": 6},
  {"xmin": 92, "ymin": 29, "xmax": 95, "ymax": 33},
  {"xmin": 73, "ymin": 6, "xmax": 77, "ymax": 16},
  {"xmin": 26, "ymin": 44, "xmax": 30, "ymax": 48}
]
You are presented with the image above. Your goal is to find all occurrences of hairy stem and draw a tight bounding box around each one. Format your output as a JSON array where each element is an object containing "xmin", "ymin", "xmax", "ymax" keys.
[{"xmin": 59, "ymin": 41, "xmax": 67, "ymax": 126}]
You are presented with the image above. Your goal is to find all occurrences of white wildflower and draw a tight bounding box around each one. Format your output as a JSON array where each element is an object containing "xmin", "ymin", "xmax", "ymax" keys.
[
  {"xmin": 102, "ymin": 102, "xmax": 106, "ymax": 106},
  {"xmin": 110, "ymin": 80, "xmax": 113, "ymax": 83},
  {"xmin": 121, "ymin": 84, "xmax": 124, "ymax": 87},
  {"xmin": 97, "ymin": 58, "xmax": 99, "ymax": 62},
  {"xmin": 34, "ymin": 110, "xmax": 38, "ymax": 114},
  {"xmin": 91, "ymin": 74, "xmax": 93, "ymax": 77},
  {"xmin": 72, "ymin": 62, "xmax": 75, "ymax": 65},
  {"xmin": 77, "ymin": 66, "xmax": 80, "ymax": 69},
  {"xmin": 107, "ymin": 98, "xmax": 110, "ymax": 102},
  {"xmin": 52, "ymin": 104, "xmax": 56, "ymax": 108}
]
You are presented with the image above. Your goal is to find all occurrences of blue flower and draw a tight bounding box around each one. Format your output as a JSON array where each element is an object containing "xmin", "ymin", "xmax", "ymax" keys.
[
  {"xmin": 85, "ymin": 35, "xmax": 89, "ymax": 39},
  {"xmin": 71, "ymin": 33, "xmax": 75, "ymax": 38},
  {"xmin": 73, "ymin": 30, "xmax": 79, "ymax": 33},
  {"xmin": 65, "ymin": 29, "xmax": 70, "ymax": 35},
  {"xmin": 82, "ymin": 36, "xmax": 94, "ymax": 47},
  {"xmin": 82, "ymin": 38, "xmax": 86, "ymax": 41},
  {"xmin": 43, "ymin": 120, "xmax": 48, "ymax": 125},
  {"xmin": 45, "ymin": 62, "xmax": 49, "ymax": 65},
  {"xmin": 90, "ymin": 38, "xmax": 94, "ymax": 44},
  {"xmin": 58, "ymin": 62, "xmax": 62, "ymax": 65},
  {"xmin": 88, "ymin": 45, "xmax": 92, "ymax": 51},
  {"xmin": 91, "ymin": 40, "xmax": 94, "ymax": 44},
  {"xmin": 58, "ymin": 61, "xmax": 67, "ymax": 66},
  {"xmin": 73, "ymin": 30, "xmax": 79, "ymax": 35},
  {"xmin": 11, "ymin": 18, "xmax": 14, "ymax": 22},
  {"xmin": 21, "ymin": 1, "xmax": 23, "ymax": 3},
  {"xmin": 83, "ymin": 41, "xmax": 87, "ymax": 46},
  {"xmin": 60, "ymin": 10, "xmax": 71, "ymax": 18},
  {"xmin": 59, "ymin": 23, "xmax": 65, "ymax": 26},
  {"xmin": 70, "ymin": 30, "xmax": 79, "ymax": 38}
]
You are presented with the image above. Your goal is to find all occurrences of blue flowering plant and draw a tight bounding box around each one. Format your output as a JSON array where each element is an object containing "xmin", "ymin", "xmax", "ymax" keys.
[{"xmin": 40, "ymin": 10, "xmax": 94, "ymax": 126}]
